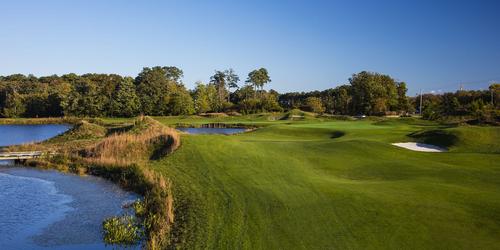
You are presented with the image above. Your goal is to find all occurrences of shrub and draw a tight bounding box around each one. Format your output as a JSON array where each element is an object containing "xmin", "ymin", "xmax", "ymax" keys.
[{"xmin": 102, "ymin": 215, "xmax": 143, "ymax": 246}]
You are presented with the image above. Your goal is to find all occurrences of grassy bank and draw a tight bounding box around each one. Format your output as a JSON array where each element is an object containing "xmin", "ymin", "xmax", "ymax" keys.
[
  {"xmin": 6, "ymin": 116, "xmax": 180, "ymax": 249},
  {"xmin": 150, "ymin": 116, "xmax": 500, "ymax": 249}
]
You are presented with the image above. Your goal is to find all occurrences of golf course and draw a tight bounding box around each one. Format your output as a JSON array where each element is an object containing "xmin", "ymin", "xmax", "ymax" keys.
[{"xmin": 99, "ymin": 115, "xmax": 500, "ymax": 249}]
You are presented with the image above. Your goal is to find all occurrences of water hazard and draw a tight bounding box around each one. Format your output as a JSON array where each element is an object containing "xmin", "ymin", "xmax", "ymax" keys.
[
  {"xmin": 0, "ymin": 124, "xmax": 71, "ymax": 146},
  {"xmin": 0, "ymin": 165, "xmax": 138, "ymax": 249},
  {"xmin": 0, "ymin": 124, "xmax": 139, "ymax": 249}
]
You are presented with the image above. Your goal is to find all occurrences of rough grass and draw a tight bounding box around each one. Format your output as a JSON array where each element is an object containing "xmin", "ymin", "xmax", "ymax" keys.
[
  {"xmin": 150, "ymin": 117, "xmax": 500, "ymax": 249},
  {"xmin": 78, "ymin": 117, "xmax": 180, "ymax": 249},
  {"xmin": 84, "ymin": 117, "xmax": 180, "ymax": 166},
  {"xmin": 50, "ymin": 120, "xmax": 107, "ymax": 141}
]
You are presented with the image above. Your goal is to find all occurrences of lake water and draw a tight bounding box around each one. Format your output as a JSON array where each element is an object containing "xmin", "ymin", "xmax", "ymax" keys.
[
  {"xmin": 0, "ymin": 124, "xmax": 139, "ymax": 249},
  {"xmin": 177, "ymin": 127, "xmax": 247, "ymax": 135},
  {"xmin": 0, "ymin": 124, "xmax": 71, "ymax": 146}
]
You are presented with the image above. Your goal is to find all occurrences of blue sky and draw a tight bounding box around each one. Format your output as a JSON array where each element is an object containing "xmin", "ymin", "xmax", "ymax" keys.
[{"xmin": 1, "ymin": 0, "xmax": 499, "ymax": 95}]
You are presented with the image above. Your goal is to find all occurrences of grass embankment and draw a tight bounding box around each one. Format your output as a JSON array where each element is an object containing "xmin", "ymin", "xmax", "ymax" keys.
[
  {"xmin": 150, "ymin": 116, "xmax": 500, "ymax": 249},
  {"xmin": 8, "ymin": 116, "xmax": 180, "ymax": 249}
]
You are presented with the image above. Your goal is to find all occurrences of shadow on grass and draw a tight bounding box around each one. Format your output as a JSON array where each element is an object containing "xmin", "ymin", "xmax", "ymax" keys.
[
  {"xmin": 106, "ymin": 124, "xmax": 134, "ymax": 136},
  {"xmin": 330, "ymin": 131, "xmax": 346, "ymax": 139},
  {"xmin": 150, "ymin": 135, "xmax": 177, "ymax": 160},
  {"xmin": 407, "ymin": 129, "xmax": 459, "ymax": 148}
]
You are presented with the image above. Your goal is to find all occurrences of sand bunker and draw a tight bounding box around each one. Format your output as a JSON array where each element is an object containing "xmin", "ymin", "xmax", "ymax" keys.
[{"xmin": 392, "ymin": 142, "xmax": 447, "ymax": 152}]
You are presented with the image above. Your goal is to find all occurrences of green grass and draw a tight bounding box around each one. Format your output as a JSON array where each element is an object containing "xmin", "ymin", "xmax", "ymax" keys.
[
  {"xmin": 100, "ymin": 112, "xmax": 342, "ymax": 127},
  {"xmin": 147, "ymin": 117, "xmax": 500, "ymax": 249}
]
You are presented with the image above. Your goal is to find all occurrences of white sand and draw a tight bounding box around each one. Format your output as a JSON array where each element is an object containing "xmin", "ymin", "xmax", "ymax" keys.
[{"xmin": 392, "ymin": 142, "xmax": 447, "ymax": 152}]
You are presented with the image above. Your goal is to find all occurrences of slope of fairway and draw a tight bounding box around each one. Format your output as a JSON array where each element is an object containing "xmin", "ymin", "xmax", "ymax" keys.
[{"xmin": 151, "ymin": 119, "xmax": 500, "ymax": 249}]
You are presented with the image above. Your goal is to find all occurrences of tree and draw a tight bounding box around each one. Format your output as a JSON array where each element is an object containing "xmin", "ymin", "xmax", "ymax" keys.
[
  {"xmin": 305, "ymin": 97, "xmax": 325, "ymax": 114},
  {"xmin": 1, "ymin": 86, "xmax": 25, "ymax": 117},
  {"xmin": 110, "ymin": 77, "xmax": 141, "ymax": 117},
  {"xmin": 24, "ymin": 93, "xmax": 49, "ymax": 117},
  {"xmin": 489, "ymin": 83, "xmax": 500, "ymax": 108},
  {"xmin": 261, "ymin": 91, "xmax": 283, "ymax": 112},
  {"xmin": 134, "ymin": 66, "xmax": 185, "ymax": 115},
  {"xmin": 164, "ymin": 66, "xmax": 184, "ymax": 82},
  {"xmin": 209, "ymin": 69, "xmax": 240, "ymax": 111},
  {"xmin": 169, "ymin": 89, "xmax": 194, "ymax": 115},
  {"xmin": 47, "ymin": 81, "xmax": 72, "ymax": 117},
  {"xmin": 349, "ymin": 71, "xmax": 398, "ymax": 115},
  {"xmin": 63, "ymin": 78, "xmax": 107, "ymax": 117},
  {"xmin": 193, "ymin": 82, "xmax": 211, "ymax": 114},
  {"xmin": 396, "ymin": 82, "xmax": 410, "ymax": 112},
  {"xmin": 335, "ymin": 85, "xmax": 351, "ymax": 114},
  {"xmin": 246, "ymin": 68, "xmax": 271, "ymax": 98},
  {"xmin": 440, "ymin": 93, "xmax": 461, "ymax": 116},
  {"xmin": 225, "ymin": 68, "xmax": 240, "ymax": 102},
  {"xmin": 210, "ymin": 70, "xmax": 228, "ymax": 111}
]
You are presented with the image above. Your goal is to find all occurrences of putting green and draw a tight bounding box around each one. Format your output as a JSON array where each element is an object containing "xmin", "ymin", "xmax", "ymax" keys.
[{"xmin": 150, "ymin": 117, "xmax": 500, "ymax": 249}]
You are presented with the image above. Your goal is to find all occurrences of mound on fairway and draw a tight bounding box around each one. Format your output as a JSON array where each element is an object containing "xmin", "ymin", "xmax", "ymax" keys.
[{"xmin": 149, "ymin": 117, "xmax": 500, "ymax": 249}]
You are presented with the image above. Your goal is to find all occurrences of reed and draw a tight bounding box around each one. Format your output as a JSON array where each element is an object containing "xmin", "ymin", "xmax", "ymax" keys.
[
  {"xmin": 15, "ymin": 116, "xmax": 181, "ymax": 249},
  {"xmin": 83, "ymin": 116, "xmax": 180, "ymax": 166}
]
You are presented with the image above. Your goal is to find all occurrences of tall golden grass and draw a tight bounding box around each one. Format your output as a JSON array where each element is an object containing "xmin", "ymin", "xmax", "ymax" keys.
[
  {"xmin": 84, "ymin": 116, "xmax": 180, "ymax": 166},
  {"xmin": 82, "ymin": 116, "xmax": 180, "ymax": 249},
  {"xmin": 10, "ymin": 116, "xmax": 180, "ymax": 249},
  {"xmin": 141, "ymin": 167, "xmax": 175, "ymax": 249}
]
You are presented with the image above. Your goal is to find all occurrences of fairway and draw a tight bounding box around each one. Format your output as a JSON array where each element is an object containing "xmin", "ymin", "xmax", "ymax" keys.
[{"xmin": 149, "ymin": 117, "xmax": 500, "ymax": 249}]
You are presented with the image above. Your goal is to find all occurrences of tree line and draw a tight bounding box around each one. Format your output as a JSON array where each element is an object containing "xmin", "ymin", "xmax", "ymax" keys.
[
  {"xmin": 0, "ymin": 67, "xmax": 498, "ymax": 121},
  {"xmin": 413, "ymin": 84, "xmax": 499, "ymax": 123}
]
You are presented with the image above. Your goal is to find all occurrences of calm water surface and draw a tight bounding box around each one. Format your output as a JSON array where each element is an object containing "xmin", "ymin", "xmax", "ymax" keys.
[
  {"xmin": 178, "ymin": 127, "xmax": 247, "ymax": 135},
  {"xmin": 0, "ymin": 124, "xmax": 139, "ymax": 249},
  {"xmin": 0, "ymin": 124, "xmax": 71, "ymax": 146}
]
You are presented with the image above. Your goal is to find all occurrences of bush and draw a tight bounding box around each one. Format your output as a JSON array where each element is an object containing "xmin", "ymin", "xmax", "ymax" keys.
[{"xmin": 102, "ymin": 215, "xmax": 143, "ymax": 246}]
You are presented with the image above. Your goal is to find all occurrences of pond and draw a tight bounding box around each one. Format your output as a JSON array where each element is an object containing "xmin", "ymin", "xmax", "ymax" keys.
[
  {"xmin": 177, "ymin": 127, "xmax": 247, "ymax": 135},
  {"xmin": 0, "ymin": 124, "xmax": 139, "ymax": 249},
  {"xmin": 0, "ymin": 124, "xmax": 71, "ymax": 146}
]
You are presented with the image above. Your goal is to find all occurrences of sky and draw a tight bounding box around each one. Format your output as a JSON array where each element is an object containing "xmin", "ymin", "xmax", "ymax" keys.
[{"xmin": 1, "ymin": 0, "xmax": 499, "ymax": 95}]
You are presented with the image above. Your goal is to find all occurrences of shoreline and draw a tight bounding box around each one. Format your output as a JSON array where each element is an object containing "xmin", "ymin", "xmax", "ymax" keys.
[{"xmin": 2, "ymin": 116, "xmax": 180, "ymax": 249}]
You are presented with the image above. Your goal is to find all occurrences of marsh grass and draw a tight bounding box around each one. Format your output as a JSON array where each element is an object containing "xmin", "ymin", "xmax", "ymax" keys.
[
  {"xmin": 16, "ymin": 116, "xmax": 180, "ymax": 249},
  {"xmin": 80, "ymin": 116, "xmax": 179, "ymax": 248},
  {"xmin": 83, "ymin": 116, "xmax": 180, "ymax": 166}
]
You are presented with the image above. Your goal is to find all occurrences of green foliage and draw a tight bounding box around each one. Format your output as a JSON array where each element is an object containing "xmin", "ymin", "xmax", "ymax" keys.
[
  {"xmin": 209, "ymin": 69, "xmax": 240, "ymax": 112},
  {"xmin": 102, "ymin": 215, "xmax": 143, "ymax": 246},
  {"xmin": 246, "ymin": 68, "xmax": 271, "ymax": 98},
  {"xmin": 169, "ymin": 89, "xmax": 195, "ymax": 115},
  {"xmin": 63, "ymin": 77, "xmax": 108, "ymax": 117},
  {"xmin": 305, "ymin": 96, "xmax": 325, "ymax": 114},
  {"xmin": 1, "ymin": 86, "xmax": 25, "ymax": 117},
  {"xmin": 0, "ymin": 69, "xmax": 496, "ymax": 122},
  {"xmin": 110, "ymin": 77, "xmax": 141, "ymax": 117},
  {"xmin": 134, "ymin": 66, "xmax": 193, "ymax": 116},
  {"xmin": 396, "ymin": 82, "xmax": 411, "ymax": 112},
  {"xmin": 349, "ymin": 71, "xmax": 398, "ymax": 115},
  {"xmin": 193, "ymin": 82, "xmax": 212, "ymax": 114},
  {"xmin": 132, "ymin": 200, "xmax": 147, "ymax": 217}
]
